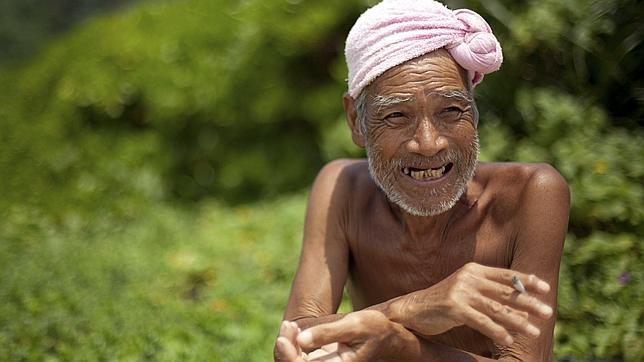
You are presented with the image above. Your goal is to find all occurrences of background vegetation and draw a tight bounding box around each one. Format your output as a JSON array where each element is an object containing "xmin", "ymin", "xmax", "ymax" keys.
[{"xmin": 0, "ymin": 0, "xmax": 641, "ymax": 360}]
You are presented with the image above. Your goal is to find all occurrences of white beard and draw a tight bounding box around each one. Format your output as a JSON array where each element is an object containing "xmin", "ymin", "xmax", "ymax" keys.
[{"xmin": 365, "ymin": 134, "xmax": 479, "ymax": 216}]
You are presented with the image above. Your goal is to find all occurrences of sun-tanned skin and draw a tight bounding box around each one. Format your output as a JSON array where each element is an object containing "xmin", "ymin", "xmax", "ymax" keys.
[{"xmin": 274, "ymin": 50, "xmax": 570, "ymax": 361}]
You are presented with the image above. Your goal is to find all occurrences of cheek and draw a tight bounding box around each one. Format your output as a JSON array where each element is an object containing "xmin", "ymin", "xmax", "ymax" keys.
[
  {"xmin": 443, "ymin": 124, "xmax": 478, "ymax": 158},
  {"xmin": 451, "ymin": 121, "xmax": 477, "ymax": 141},
  {"xmin": 368, "ymin": 128, "xmax": 407, "ymax": 155},
  {"xmin": 366, "ymin": 119, "xmax": 386, "ymax": 141}
]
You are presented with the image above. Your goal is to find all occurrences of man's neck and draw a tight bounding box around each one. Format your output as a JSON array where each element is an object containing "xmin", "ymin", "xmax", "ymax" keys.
[
  {"xmin": 390, "ymin": 181, "xmax": 480, "ymax": 247},
  {"xmin": 395, "ymin": 202, "xmax": 461, "ymax": 247}
]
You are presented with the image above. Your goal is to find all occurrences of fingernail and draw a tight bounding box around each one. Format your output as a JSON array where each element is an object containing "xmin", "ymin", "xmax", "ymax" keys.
[
  {"xmin": 505, "ymin": 335, "xmax": 514, "ymax": 345},
  {"xmin": 276, "ymin": 336, "xmax": 287, "ymax": 347},
  {"xmin": 297, "ymin": 331, "xmax": 313, "ymax": 346},
  {"xmin": 541, "ymin": 305, "xmax": 553, "ymax": 316},
  {"xmin": 527, "ymin": 324, "xmax": 540, "ymax": 337},
  {"xmin": 538, "ymin": 280, "xmax": 550, "ymax": 292}
]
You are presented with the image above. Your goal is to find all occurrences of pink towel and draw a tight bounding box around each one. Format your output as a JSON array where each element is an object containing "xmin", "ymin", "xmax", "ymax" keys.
[{"xmin": 345, "ymin": 0, "xmax": 503, "ymax": 98}]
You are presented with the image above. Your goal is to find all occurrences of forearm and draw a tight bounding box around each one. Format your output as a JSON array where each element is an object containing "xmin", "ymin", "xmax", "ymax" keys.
[
  {"xmin": 400, "ymin": 332, "xmax": 497, "ymax": 362},
  {"xmin": 366, "ymin": 292, "xmax": 418, "ymax": 329},
  {"xmin": 290, "ymin": 313, "xmax": 347, "ymax": 330},
  {"xmin": 285, "ymin": 309, "xmax": 523, "ymax": 361},
  {"xmin": 290, "ymin": 295, "xmax": 401, "ymax": 330}
]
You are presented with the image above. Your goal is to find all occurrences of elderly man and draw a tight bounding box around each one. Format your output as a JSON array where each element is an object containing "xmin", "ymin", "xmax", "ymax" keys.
[{"xmin": 274, "ymin": 0, "xmax": 570, "ymax": 361}]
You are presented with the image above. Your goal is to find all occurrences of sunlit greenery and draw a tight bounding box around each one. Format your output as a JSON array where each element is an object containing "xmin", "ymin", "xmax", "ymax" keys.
[
  {"xmin": 0, "ymin": 194, "xmax": 306, "ymax": 360},
  {"xmin": 0, "ymin": 0, "xmax": 641, "ymax": 360}
]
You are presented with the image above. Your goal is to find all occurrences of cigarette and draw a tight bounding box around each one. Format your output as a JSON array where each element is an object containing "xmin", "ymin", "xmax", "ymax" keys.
[{"xmin": 511, "ymin": 275, "xmax": 526, "ymax": 293}]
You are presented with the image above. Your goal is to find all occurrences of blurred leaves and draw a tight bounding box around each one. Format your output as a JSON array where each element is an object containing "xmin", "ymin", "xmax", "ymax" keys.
[{"xmin": 0, "ymin": 193, "xmax": 306, "ymax": 360}]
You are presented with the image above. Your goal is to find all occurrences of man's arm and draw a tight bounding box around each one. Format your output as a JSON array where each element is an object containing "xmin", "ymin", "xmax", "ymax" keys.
[
  {"xmin": 280, "ymin": 159, "xmax": 353, "ymax": 327},
  {"xmin": 494, "ymin": 164, "xmax": 570, "ymax": 360},
  {"xmin": 278, "ymin": 310, "xmax": 549, "ymax": 361},
  {"xmin": 279, "ymin": 310, "xmax": 501, "ymax": 361}
]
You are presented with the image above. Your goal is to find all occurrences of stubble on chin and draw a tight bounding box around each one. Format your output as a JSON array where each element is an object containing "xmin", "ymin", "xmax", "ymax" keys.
[{"xmin": 365, "ymin": 134, "xmax": 480, "ymax": 217}]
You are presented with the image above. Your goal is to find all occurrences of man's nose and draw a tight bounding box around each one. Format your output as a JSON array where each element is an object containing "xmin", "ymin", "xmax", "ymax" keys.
[{"xmin": 406, "ymin": 118, "xmax": 448, "ymax": 157}]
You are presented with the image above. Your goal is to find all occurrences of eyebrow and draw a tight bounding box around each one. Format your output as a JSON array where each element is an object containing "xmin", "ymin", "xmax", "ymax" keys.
[
  {"xmin": 429, "ymin": 90, "xmax": 473, "ymax": 103},
  {"xmin": 369, "ymin": 89, "xmax": 473, "ymax": 115},
  {"xmin": 370, "ymin": 94, "xmax": 413, "ymax": 113}
]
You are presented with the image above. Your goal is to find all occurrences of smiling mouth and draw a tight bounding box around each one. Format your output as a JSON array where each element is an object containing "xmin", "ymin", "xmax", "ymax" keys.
[{"xmin": 402, "ymin": 163, "xmax": 453, "ymax": 181}]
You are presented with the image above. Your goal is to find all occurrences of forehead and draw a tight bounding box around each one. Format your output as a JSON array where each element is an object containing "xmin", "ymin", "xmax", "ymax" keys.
[{"xmin": 366, "ymin": 49, "xmax": 469, "ymax": 98}]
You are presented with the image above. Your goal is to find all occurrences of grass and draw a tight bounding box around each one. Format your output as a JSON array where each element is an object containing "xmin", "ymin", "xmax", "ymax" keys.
[{"xmin": 0, "ymin": 194, "xmax": 309, "ymax": 361}]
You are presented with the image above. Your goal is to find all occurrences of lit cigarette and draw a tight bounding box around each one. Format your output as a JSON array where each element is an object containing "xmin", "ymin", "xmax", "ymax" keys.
[{"xmin": 511, "ymin": 275, "xmax": 526, "ymax": 293}]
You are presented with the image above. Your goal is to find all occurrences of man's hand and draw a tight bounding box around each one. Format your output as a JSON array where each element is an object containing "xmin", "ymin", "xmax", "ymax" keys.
[
  {"xmin": 388, "ymin": 262, "xmax": 553, "ymax": 346},
  {"xmin": 275, "ymin": 311, "xmax": 417, "ymax": 362},
  {"xmin": 275, "ymin": 321, "xmax": 306, "ymax": 361},
  {"xmin": 275, "ymin": 320, "xmax": 351, "ymax": 362}
]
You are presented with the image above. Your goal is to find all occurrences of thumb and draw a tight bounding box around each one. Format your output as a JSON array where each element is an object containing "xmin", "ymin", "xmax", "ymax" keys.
[{"xmin": 296, "ymin": 317, "xmax": 358, "ymax": 350}]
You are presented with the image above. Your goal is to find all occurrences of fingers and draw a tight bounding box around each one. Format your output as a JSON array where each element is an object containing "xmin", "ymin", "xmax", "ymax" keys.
[
  {"xmin": 476, "ymin": 278, "xmax": 553, "ymax": 319},
  {"xmin": 471, "ymin": 295, "xmax": 541, "ymax": 339},
  {"xmin": 278, "ymin": 321, "xmax": 304, "ymax": 359},
  {"xmin": 308, "ymin": 343, "xmax": 339, "ymax": 359},
  {"xmin": 460, "ymin": 306, "xmax": 515, "ymax": 346},
  {"xmin": 308, "ymin": 343, "xmax": 356, "ymax": 362},
  {"xmin": 297, "ymin": 310, "xmax": 390, "ymax": 350},
  {"xmin": 450, "ymin": 264, "xmax": 555, "ymax": 346},
  {"xmin": 276, "ymin": 336, "xmax": 304, "ymax": 362},
  {"xmin": 459, "ymin": 263, "xmax": 553, "ymax": 319},
  {"xmin": 307, "ymin": 343, "xmax": 357, "ymax": 362},
  {"xmin": 308, "ymin": 346, "xmax": 338, "ymax": 361},
  {"xmin": 474, "ymin": 264, "xmax": 550, "ymax": 294},
  {"xmin": 281, "ymin": 321, "xmax": 298, "ymax": 342},
  {"xmin": 297, "ymin": 318, "xmax": 354, "ymax": 350},
  {"xmin": 288, "ymin": 322, "xmax": 304, "ymax": 355}
]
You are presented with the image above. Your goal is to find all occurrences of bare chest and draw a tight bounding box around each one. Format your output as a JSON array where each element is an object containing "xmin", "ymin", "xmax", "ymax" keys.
[{"xmin": 346, "ymin": 212, "xmax": 514, "ymax": 307}]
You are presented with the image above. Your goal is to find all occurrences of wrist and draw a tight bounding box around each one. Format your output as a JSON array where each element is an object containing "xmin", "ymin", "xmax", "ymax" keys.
[
  {"xmin": 386, "ymin": 321, "xmax": 422, "ymax": 361},
  {"xmin": 384, "ymin": 295, "xmax": 410, "ymax": 326}
]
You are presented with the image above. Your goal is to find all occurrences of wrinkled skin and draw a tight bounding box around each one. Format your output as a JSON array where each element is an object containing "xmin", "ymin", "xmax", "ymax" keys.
[{"xmin": 274, "ymin": 50, "xmax": 570, "ymax": 361}]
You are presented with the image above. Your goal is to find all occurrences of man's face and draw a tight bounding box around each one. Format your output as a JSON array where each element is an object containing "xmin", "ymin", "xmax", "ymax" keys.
[{"xmin": 361, "ymin": 50, "xmax": 479, "ymax": 216}]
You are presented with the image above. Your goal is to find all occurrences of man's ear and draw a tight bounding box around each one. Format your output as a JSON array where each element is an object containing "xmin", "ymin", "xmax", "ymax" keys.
[{"xmin": 343, "ymin": 93, "xmax": 366, "ymax": 148}]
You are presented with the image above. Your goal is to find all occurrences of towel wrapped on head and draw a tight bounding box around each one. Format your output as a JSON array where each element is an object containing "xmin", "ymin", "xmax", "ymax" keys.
[{"xmin": 345, "ymin": 0, "xmax": 503, "ymax": 99}]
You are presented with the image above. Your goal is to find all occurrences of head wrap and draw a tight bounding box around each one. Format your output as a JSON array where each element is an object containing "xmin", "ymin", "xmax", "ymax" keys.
[{"xmin": 345, "ymin": 0, "xmax": 503, "ymax": 98}]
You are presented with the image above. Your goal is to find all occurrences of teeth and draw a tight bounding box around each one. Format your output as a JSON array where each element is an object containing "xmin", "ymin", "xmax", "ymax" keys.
[{"xmin": 407, "ymin": 165, "xmax": 447, "ymax": 180}]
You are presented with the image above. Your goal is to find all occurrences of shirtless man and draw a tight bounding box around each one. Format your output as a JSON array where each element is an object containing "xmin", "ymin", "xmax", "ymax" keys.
[{"xmin": 274, "ymin": 1, "xmax": 570, "ymax": 360}]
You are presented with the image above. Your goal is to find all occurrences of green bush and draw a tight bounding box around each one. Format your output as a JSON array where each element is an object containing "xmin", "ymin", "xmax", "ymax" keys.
[
  {"xmin": 0, "ymin": 193, "xmax": 307, "ymax": 360},
  {"xmin": 0, "ymin": 0, "xmax": 367, "ymax": 210},
  {"xmin": 0, "ymin": 0, "xmax": 641, "ymax": 360}
]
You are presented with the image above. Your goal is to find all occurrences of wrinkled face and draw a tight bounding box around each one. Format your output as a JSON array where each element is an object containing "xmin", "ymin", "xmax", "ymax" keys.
[{"xmin": 361, "ymin": 50, "xmax": 479, "ymax": 216}]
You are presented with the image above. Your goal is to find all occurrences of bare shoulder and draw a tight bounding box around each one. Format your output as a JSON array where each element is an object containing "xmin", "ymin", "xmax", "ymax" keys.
[
  {"xmin": 517, "ymin": 163, "xmax": 571, "ymax": 217},
  {"xmin": 305, "ymin": 159, "xmax": 373, "ymax": 243},
  {"xmin": 312, "ymin": 158, "xmax": 372, "ymax": 198},
  {"xmin": 476, "ymin": 163, "xmax": 570, "ymax": 229},
  {"xmin": 316, "ymin": 158, "xmax": 368, "ymax": 180},
  {"xmin": 474, "ymin": 162, "xmax": 570, "ymax": 219},
  {"xmin": 477, "ymin": 162, "xmax": 569, "ymax": 198},
  {"xmin": 521, "ymin": 163, "xmax": 570, "ymax": 198}
]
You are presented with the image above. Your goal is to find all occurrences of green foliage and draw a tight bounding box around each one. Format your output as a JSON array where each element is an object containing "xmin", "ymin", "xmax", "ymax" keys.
[
  {"xmin": 1, "ymin": 0, "xmax": 367, "ymax": 209},
  {"xmin": 0, "ymin": 0, "xmax": 642, "ymax": 360},
  {"xmin": 0, "ymin": 194, "xmax": 306, "ymax": 360}
]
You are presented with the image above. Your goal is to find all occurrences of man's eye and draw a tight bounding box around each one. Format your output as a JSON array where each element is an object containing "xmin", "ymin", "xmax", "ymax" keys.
[
  {"xmin": 440, "ymin": 107, "xmax": 464, "ymax": 118},
  {"xmin": 385, "ymin": 112, "xmax": 405, "ymax": 119},
  {"xmin": 443, "ymin": 107, "xmax": 463, "ymax": 114}
]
